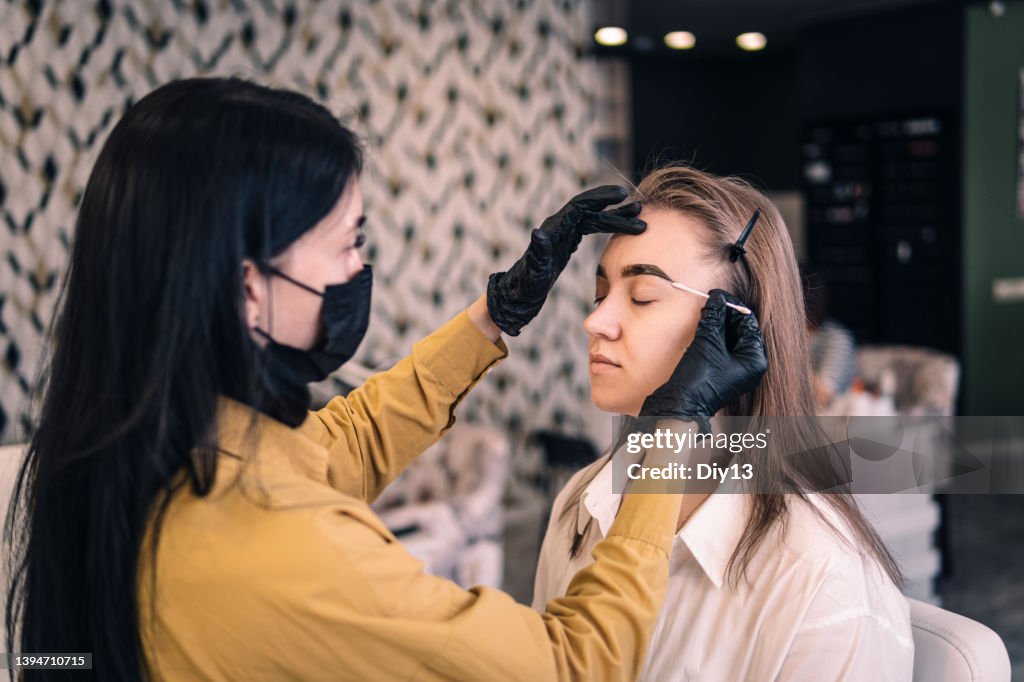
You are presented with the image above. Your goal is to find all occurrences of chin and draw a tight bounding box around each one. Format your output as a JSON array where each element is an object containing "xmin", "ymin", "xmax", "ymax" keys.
[{"xmin": 590, "ymin": 387, "xmax": 638, "ymax": 416}]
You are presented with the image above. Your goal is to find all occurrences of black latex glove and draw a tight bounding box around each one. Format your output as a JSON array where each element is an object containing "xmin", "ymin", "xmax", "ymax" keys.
[
  {"xmin": 486, "ymin": 185, "xmax": 645, "ymax": 336},
  {"xmin": 640, "ymin": 289, "xmax": 768, "ymax": 432}
]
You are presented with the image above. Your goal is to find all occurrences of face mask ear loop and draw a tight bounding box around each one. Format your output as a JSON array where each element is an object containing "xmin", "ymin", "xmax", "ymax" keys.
[
  {"xmin": 257, "ymin": 260, "xmax": 325, "ymax": 298},
  {"xmin": 249, "ymin": 260, "xmax": 275, "ymax": 341}
]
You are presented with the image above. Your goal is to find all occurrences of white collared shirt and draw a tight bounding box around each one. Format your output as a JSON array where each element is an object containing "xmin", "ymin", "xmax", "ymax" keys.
[{"xmin": 533, "ymin": 456, "xmax": 914, "ymax": 681}]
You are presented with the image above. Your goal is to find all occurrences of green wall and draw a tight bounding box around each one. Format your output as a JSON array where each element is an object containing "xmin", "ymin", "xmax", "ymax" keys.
[{"xmin": 963, "ymin": 2, "xmax": 1024, "ymax": 415}]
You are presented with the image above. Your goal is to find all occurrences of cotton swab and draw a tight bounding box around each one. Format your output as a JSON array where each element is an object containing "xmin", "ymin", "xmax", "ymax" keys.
[{"xmin": 670, "ymin": 282, "xmax": 753, "ymax": 315}]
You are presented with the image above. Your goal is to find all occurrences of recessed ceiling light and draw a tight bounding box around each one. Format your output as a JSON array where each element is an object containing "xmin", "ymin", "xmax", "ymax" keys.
[
  {"xmin": 736, "ymin": 32, "xmax": 767, "ymax": 51},
  {"xmin": 664, "ymin": 31, "xmax": 696, "ymax": 50},
  {"xmin": 594, "ymin": 26, "xmax": 628, "ymax": 47}
]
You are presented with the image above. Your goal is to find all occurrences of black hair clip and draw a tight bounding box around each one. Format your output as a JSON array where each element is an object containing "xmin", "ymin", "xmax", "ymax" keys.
[{"xmin": 728, "ymin": 209, "xmax": 761, "ymax": 263}]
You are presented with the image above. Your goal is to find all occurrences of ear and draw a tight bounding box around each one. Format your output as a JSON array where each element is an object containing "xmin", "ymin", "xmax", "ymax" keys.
[{"xmin": 241, "ymin": 259, "xmax": 268, "ymax": 330}]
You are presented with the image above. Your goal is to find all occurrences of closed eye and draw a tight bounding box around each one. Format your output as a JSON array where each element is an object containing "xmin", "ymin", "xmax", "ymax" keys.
[{"xmin": 592, "ymin": 296, "xmax": 653, "ymax": 306}]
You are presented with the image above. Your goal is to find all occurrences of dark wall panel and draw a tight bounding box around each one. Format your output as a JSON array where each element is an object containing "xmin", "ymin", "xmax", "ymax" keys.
[{"xmin": 630, "ymin": 52, "xmax": 801, "ymax": 191}]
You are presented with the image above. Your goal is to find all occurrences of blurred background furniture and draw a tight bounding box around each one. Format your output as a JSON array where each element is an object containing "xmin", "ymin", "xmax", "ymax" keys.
[
  {"xmin": 856, "ymin": 345, "xmax": 960, "ymax": 417},
  {"xmin": 495, "ymin": 429, "xmax": 603, "ymax": 603},
  {"xmin": 909, "ymin": 597, "xmax": 1012, "ymax": 682},
  {"xmin": 858, "ymin": 492, "xmax": 943, "ymax": 604},
  {"xmin": 822, "ymin": 345, "xmax": 961, "ymax": 605},
  {"xmin": 531, "ymin": 430, "xmax": 601, "ymax": 513},
  {"xmin": 371, "ymin": 422, "xmax": 510, "ymax": 589}
]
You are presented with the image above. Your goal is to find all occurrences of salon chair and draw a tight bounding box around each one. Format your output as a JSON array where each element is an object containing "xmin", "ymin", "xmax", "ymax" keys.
[
  {"xmin": 831, "ymin": 345, "xmax": 960, "ymax": 605},
  {"xmin": 908, "ymin": 597, "xmax": 1011, "ymax": 681}
]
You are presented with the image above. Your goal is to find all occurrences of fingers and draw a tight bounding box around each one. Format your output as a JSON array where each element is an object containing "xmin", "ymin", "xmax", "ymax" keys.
[
  {"xmin": 605, "ymin": 201, "xmax": 642, "ymax": 219},
  {"xmin": 694, "ymin": 289, "xmax": 729, "ymax": 339},
  {"xmin": 727, "ymin": 304, "xmax": 762, "ymax": 343},
  {"xmin": 715, "ymin": 289, "xmax": 768, "ymax": 373},
  {"xmin": 560, "ymin": 187, "xmax": 646, "ymax": 236},
  {"xmin": 584, "ymin": 200, "xmax": 645, "ymax": 234},
  {"xmin": 729, "ymin": 312, "xmax": 767, "ymax": 368},
  {"xmin": 582, "ymin": 211, "xmax": 646, "ymax": 236},
  {"xmin": 569, "ymin": 185, "xmax": 630, "ymax": 211},
  {"xmin": 713, "ymin": 289, "xmax": 758, "ymax": 342},
  {"xmin": 525, "ymin": 228, "xmax": 553, "ymax": 270}
]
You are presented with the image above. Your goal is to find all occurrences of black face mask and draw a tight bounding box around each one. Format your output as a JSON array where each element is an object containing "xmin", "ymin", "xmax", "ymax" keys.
[{"xmin": 254, "ymin": 264, "xmax": 373, "ymax": 385}]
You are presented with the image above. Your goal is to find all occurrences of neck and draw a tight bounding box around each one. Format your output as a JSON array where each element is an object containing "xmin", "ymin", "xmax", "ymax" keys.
[{"xmin": 676, "ymin": 493, "xmax": 712, "ymax": 532}]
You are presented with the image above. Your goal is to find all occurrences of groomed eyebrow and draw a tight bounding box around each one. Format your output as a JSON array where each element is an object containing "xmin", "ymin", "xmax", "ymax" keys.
[
  {"xmin": 341, "ymin": 215, "xmax": 366, "ymax": 234},
  {"xmin": 595, "ymin": 263, "xmax": 672, "ymax": 281}
]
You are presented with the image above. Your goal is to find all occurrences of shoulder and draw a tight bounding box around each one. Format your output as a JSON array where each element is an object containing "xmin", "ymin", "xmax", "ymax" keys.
[
  {"xmin": 256, "ymin": 498, "xmax": 436, "ymax": 615},
  {"xmin": 775, "ymin": 494, "xmax": 876, "ymax": 578},
  {"xmin": 779, "ymin": 494, "xmax": 852, "ymax": 551},
  {"xmin": 151, "ymin": 484, "xmax": 413, "ymax": 629},
  {"xmin": 268, "ymin": 494, "xmax": 403, "ymax": 563},
  {"xmin": 777, "ymin": 495, "xmax": 910, "ymax": 635},
  {"xmin": 222, "ymin": 491, "xmax": 401, "ymax": 571},
  {"xmin": 175, "ymin": 460, "xmax": 403, "ymax": 578}
]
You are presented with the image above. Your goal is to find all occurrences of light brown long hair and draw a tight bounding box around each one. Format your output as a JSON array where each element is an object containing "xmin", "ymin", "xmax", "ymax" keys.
[{"xmin": 561, "ymin": 163, "xmax": 903, "ymax": 587}]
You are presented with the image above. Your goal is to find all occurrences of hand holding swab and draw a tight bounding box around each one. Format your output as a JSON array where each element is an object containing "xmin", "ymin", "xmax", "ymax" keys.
[{"xmin": 670, "ymin": 282, "xmax": 752, "ymax": 315}]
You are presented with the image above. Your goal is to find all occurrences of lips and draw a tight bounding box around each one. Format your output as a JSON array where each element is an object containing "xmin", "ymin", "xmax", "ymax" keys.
[
  {"xmin": 589, "ymin": 353, "xmax": 621, "ymax": 374},
  {"xmin": 589, "ymin": 353, "xmax": 620, "ymax": 366}
]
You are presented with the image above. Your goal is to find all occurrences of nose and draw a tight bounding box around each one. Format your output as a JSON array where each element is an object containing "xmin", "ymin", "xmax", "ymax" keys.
[
  {"xmin": 583, "ymin": 298, "xmax": 622, "ymax": 341},
  {"xmin": 346, "ymin": 250, "xmax": 365, "ymax": 278}
]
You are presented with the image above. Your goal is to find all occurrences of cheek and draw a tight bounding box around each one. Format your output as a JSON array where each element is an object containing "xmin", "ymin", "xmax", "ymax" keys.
[
  {"xmin": 588, "ymin": 300, "xmax": 703, "ymax": 414},
  {"xmin": 628, "ymin": 304, "xmax": 701, "ymax": 394},
  {"xmin": 270, "ymin": 284, "xmax": 324, "ymax": 349},
  {"xmin": 342, "ymin": 250, "xmax": 364, "ymax": 279}
]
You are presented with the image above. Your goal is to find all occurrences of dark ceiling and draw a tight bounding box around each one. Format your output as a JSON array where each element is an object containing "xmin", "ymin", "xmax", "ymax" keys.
[{"xmin": 596, "ymin": 0, "xmax": 949, "ymax": 56}]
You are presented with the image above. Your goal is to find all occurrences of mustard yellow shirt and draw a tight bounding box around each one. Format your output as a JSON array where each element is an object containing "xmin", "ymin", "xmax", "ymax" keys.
[{"xmin": 138, "ymin": 309, "xmax": 682, "ymax": 681}]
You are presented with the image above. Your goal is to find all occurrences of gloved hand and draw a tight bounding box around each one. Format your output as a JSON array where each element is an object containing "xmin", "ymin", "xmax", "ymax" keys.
[
  {"xmin": 640, "ymin": 289, "xmax": 768, "ymax": 432},
  {"xmin": 486, "ymin": 185, "xmax": 645, "ymax": 336}
]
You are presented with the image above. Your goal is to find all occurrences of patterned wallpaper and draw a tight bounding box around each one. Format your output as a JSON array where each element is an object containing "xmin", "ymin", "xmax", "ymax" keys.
[{"xmin": 0, "ymin": 0, "xmax": 615, "ymax": 477}]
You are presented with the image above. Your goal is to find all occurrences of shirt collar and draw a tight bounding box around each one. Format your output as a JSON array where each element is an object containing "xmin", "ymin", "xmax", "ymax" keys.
[
  {"xmin": 577, "ymin": 455, "xmax": 750, "ymax": 589},
  {"xmin": 213, "ymin": 395, "xmax": 331, "ymax": 486}
]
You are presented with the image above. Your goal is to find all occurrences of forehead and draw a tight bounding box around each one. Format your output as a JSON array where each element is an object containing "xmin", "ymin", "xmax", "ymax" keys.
[
  {"xmin": 599, "ymin": 208, "xmax": 708, "ymax": 280},
  {"xmin": 332, "ymin": 177, "xmax": 363, "ymax": 220}
]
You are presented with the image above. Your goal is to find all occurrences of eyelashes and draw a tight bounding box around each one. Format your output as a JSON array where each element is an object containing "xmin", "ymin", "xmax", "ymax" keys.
[
  {"xmin": 592, "ymin": 296, "xmax": 653, "ymax": 306},
  {"xmin": 343, "ymin": 229, "xmax": 366, "ymax": 252}
]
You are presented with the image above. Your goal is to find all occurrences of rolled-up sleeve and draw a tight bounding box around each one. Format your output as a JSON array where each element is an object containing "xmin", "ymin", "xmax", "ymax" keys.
[{"xmin": 298, "ymin": 310, "xmax": 508, "ymax": 502}]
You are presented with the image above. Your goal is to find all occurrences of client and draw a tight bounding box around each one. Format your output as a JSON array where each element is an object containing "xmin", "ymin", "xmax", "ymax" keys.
[{"xmin": 532, "ymin": 164, "xmax": 914, "ymax": 681}]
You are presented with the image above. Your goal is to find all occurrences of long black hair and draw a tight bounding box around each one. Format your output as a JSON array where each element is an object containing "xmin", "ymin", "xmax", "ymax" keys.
[{"xmin": 3, "ymin": 77, "xmax": 363, "ymax": 680}]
